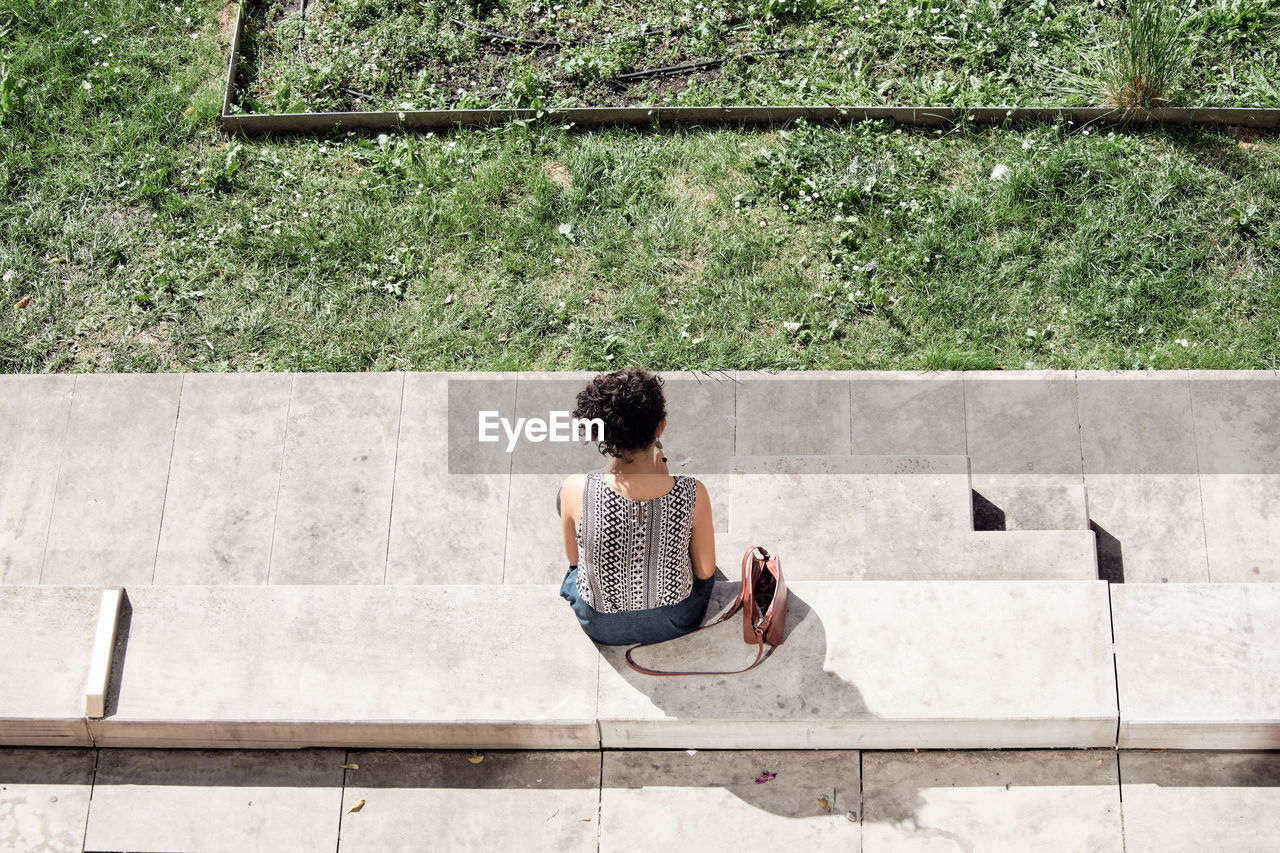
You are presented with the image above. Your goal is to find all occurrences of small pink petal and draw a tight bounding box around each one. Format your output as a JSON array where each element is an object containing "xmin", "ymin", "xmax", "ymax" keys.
[{"xmin": 755, "ymin": 772, "xmax": 776, "ymax": 784}]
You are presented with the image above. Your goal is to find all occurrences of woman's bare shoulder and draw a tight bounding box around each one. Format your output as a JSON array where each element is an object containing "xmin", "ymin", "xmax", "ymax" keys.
[
  {"xmin": 561, "ymin": 472, "xmax": 589, "ymax": 492},
  {"xmin": 561, "ymin": 473, "xmax": 591, "ymax": 509}
]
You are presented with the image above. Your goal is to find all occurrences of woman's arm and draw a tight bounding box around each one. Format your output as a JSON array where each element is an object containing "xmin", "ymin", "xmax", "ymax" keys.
[
  {"xmin": 561, "ymin": 473, "xmax": 586, "ymax": 564},
  {"xmin": 689, "ymin": 479, "xmax": 716, "ymax": 580}
]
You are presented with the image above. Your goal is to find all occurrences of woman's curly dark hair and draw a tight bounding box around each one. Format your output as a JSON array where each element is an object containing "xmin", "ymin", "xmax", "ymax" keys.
[{"xmin": 572, "ymin": 367, "xmax": 667, "ymax": 458}]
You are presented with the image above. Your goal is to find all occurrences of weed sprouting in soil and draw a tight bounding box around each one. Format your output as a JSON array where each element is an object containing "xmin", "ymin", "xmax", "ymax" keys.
[{"xmin": 1104, "ymin": 0, "xmax": 1190, "ymax": 108}]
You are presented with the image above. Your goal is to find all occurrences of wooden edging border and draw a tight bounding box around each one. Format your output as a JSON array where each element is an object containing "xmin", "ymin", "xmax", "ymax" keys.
[{"xmin": 219, "ymin": 2, "xmax": 1280, "ymax": 136}]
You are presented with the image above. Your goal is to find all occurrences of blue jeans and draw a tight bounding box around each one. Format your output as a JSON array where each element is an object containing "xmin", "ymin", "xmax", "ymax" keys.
[{"xmin": 559, "ymin": 565, "xmax": 715, "ymax": 646}]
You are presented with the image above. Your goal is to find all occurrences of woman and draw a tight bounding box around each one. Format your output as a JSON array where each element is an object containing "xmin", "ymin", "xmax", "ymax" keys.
[{"xmin": 557, "ymin": 367, "xmax": 717, "ymax": 645}]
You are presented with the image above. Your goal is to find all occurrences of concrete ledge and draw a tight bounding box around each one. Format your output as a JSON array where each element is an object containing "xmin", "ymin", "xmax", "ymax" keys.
[
  {"xmin": 598, "ymin": 580, "xmax": 1118, "ymax": 749},
  {"xmin": 1113, "ymin": 584, "xmax": 1280, "ymax": 749},
  {"xmin": 8, "ymin": 580, "xmax": 1278, "ymax": 751},
  {"xmin": 0, "ymin": 586, "xmax": 101, "ymax": 746},
  {"xmin": 87, "ymin": 585, "xmax": 600, "ymax": 749}
]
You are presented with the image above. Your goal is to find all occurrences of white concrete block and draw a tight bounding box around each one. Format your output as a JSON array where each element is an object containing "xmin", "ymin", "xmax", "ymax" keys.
[
  {"xmin": 386, "ymin": 373, "xmax": 516, "ymax": 584},
  {"xmin": 1190, "ymin": 376, "xmax": 1280, "ymax": 474},
  {"xmin": 724, "ymin": 456, "xmax": 976, "ymax": 579},
  {"xmin": 87, "ymin": 585, "xmax": 600, "ymax": 748},
  {"xmin": 848, "ymin": 374, "xmax": 967, "ymax": 456},
  {"xmin": 862, "ymin": 750, "xmax": 1122, "ymax": 852},
  {"xmin": 339, "ymin": 750, "xmax": 600, "ymax": 852},
  {"xmin": 723, "ymin": 458, "xmax": 1095, "ymax": 580},
  {"xmin": 84, "ymin": 747, "xmax": 345, "ymax": 853},
  {"xmin": 0, "ymin": 747, "xmax": 95, "ymax": 852},
  {"xmin": 1200, "ymin": 474, "xmax": 1280, "ymax": 582},
  {"xmin": 1113, "ymin": 584, "xmax": 1280, "ymax": 748},
  {"xmin": 733, "ymin": 374, "xmax": 852, "ymax": 455},
  {"xmin": 0, "ymin": 375, "xmax": 74, "ymax": 584},
  {"xmin": 0, "ymin": 586, "xmax": 100, "ymax": 745},
  {"xmin": 41, "ymin": 374, "xmax": 183, "ymax": 585},
  {"xmin": 154, "ymin": 372, "xmax": 292, "ymax": 584},
  {"xmin": 601, "ymin": 749, "xmax": 861, "ymax": 851},
  {"xmin": 1119, "ymin": 750, "xmax": 1280, "ymax": 853},
  {"xmin": 597, "ymin": 580, "xmax": 1117, "ymax": 749},
  {"xmin": 269, "ymin": 373, "xmax": 403, "ymax": 584},
  {"xmin": 955, "ymin": 530, "xmax": 1098, "ymax": 580},
  {"xmin": 1077, "ymin": 374, "xmax": 1195, "ymax": 475},
  {"xmin": 970, "ymin": 483, "xmax": 1090, "ymax": 530},
  {"xmin": 1084, "ymin": 474, "xmax": 1209, "ymax": 583},
  {"xmin": 963, "ymin": 373, "xmax": 1082, "ymax": 481}
]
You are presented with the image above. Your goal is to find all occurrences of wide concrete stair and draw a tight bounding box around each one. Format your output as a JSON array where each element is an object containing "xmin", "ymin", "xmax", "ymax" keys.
[
  {"xmin": 5, "ymin": 580, "xmax": 1278, "ymax": 752},
  {"xmin": 8, "ymin": 745, "xmax": 1280, "ymax": 852},
  {"xmin": 717, "ymin": 455, "xmax": 1095, "ymax": 580}
]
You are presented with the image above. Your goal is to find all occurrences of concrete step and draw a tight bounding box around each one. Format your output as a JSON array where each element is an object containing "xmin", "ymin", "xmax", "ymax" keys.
[
  {"xmin": 597, "ymin": 579, "xmax": 1116, "ymax": 748},
  {"xmin": 86, "ymin": 585, "xmax": 602, "ymax": 750},
  {"xmin": 510, "ymin": 454, "xmax": 985, "ymax": 583},
  {"xmin": 8, "ymin": 371, "xmax": 1280, "ymax": 589},
  {"xmin": 2, "ymin": 581, "xmax": 1110, "ymax": 751},
  {"xmin": 6, "ymin": 581, "xmax": 1278, "ymax": 752},
  {"xmin": 722, "ymin": 457, "xmax": 1097, "ymax": 580},
  {"xmin": 1, "ymin": 585, "xmax": 102, "ymax": 745},
  {"xmin": 972, "ymin": 483, "xmax": 1091, "ymax": 531},
  {"xmin": 1113, "ymin": 583, "xmax": 1280, "ymax": 749},
  {"xmin": 5, "ymin": 746, "xmax": 1278, "ymax": 853},
  {"xmin": 512, "ymin": 454, "xmax": 1099, "ymax": 583}
]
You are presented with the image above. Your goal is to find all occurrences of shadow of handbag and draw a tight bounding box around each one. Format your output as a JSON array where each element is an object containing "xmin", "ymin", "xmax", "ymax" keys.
[{"xmin": 625, "ymin": 545, "xmax": 788, "ymax": 676}]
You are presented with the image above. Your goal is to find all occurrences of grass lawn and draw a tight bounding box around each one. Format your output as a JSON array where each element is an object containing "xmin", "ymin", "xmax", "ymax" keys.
[
  {"xmin": 233, "ymin": 0, "xmax": 1280, "ymax": 113},
  {"xmin": 1, "ymin": 0, "xmax": 1278, "ymax": 373}
]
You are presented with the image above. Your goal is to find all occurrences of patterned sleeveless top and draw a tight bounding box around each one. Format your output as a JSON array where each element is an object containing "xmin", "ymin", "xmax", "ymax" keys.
[{"xmin": 576, "ymin": 471, "xmax": 697, "ymax": 613}]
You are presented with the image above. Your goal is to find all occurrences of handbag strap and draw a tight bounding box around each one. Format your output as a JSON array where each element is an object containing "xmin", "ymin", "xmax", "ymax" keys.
[
  {"xmin": 623, "ymin": 603, "xmax": 770, "ymax": 676},
  {"xmin": 623, "ymin": 546, "xmax": 775, "ymax": 677}
]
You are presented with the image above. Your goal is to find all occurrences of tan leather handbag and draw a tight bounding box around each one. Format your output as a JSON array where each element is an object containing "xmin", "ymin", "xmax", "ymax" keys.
[{"xmin": 625, "ymin": 545, "xmax": 788, "ymax": 676}]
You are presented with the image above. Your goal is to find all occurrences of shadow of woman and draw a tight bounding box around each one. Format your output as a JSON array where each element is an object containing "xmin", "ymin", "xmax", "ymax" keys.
[{"xmin": 591, "ymin": 577, "xmax": 927, "ymax": 820}]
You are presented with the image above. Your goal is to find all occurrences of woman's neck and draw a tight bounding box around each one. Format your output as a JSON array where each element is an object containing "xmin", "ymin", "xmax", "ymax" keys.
[{"xmin": 606, "ymin": 448, "xmax": 663, "ymax": 476}]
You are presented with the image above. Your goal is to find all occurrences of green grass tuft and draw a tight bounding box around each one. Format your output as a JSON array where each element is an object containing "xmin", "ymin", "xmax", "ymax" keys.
[{"xmin": 1105, "ymin": 0, "xmax": 1190, "ymax": 108}]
